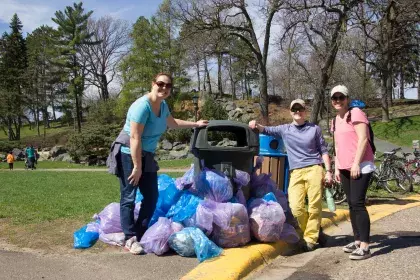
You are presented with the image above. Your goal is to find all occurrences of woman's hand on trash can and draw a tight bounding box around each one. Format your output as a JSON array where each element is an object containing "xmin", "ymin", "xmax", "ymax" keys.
[
  {"xmin": 128, "ymin": 166, "xmax": 142, "ymax": 186},
  {"xmin": 196, "ymin": 120, "xmax": 209, "ymax": 127}
]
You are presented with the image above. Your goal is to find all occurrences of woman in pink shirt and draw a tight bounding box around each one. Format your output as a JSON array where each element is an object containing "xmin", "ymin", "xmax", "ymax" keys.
[{"xmin": 331, "ymin": 85, "xmax": 375, "ymax": 260}]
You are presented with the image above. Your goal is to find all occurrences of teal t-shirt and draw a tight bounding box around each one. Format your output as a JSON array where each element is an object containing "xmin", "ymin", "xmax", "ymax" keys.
[
  {"xmin": 25, "ymin": 147, "xmax": 35, "ymax": 158},
  {"xmin": 121, "ymin": 95, "xmax": 171, "ymax": 154}
]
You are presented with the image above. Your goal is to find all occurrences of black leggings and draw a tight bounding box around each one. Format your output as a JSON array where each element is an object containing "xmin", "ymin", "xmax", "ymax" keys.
[{"xmin": 340, "ymin": 170, "xmax": 372, "ymax": 243}]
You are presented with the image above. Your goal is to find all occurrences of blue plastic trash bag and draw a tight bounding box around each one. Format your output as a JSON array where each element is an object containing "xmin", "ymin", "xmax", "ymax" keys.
[
  {"xmin": 248, "ymin": 198, "xmax": 286, "ymax": 242},
  {"xmin": 166, "ymin": 192, "xmax": 202, "ymax": 223},
  {"xmin": 140, "ymin": 217, "xmax": 175, "ymax": 255},
  {"xmin": 169, "ymin": 227, "xmax": 223, "ymax": 262},
  {"xmin": 149, "ymin": 208, "xmax": 167, "ymax": 228},
  {"xmin": 195, "ymin": 168, "xmax": 233, "ymax": 202},
  {"xmin": 135, "ymin": 189, "xmax": 144, "ymax": 204},
  {"xmin": 168, "ymin": 229, "xmax": 196, "ymax": 257},
  {"xmin": 73, "ymin": 223, "xmax": 99, "ymax": 249},
  {"xmin": 156, "ymin": 174, "xmax": 182, "ymax": 213},
  {"xmin": 279, "ymin": 223, "xmax": 300, "ymax": 244},
  {"xmin": 262, "ymin": 192, "xmax": 278, "ymax": 203}
]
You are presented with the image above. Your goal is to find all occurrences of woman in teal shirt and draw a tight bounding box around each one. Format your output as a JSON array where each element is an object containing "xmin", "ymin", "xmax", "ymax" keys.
[{"xmin": 119, "ymin": 73, "xmax": 208, "ymax": 254}]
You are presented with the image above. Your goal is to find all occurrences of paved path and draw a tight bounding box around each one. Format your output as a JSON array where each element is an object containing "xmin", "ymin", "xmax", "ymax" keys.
[
  {"xmin": 374, "ymin": 138, "xmax": 413, "ymax": 154},
  {"xmin": 0, "ymin": 168, "xmax": 189, "ymax": 173},
  {"xmin": 250, "ymin": 206, "xmax": 420, "ymax": 280}
]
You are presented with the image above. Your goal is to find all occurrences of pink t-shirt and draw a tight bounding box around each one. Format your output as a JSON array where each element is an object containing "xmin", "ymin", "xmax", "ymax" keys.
[{"xmin": 333, "ymin": 108, "xmax": 374, "ymax": 170}]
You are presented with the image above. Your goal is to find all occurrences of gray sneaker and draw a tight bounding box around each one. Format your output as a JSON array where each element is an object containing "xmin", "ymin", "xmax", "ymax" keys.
[
  {"xmin": 124, "ymin": 236, "xmax": 137, "ymax": 251},
  {"xmin": 343, "ymin": 242, "xmax": 359, "ymax": 253},
  {"xmin": 349, "ymin": 247, "xmax": 371, "ymax": 260},
  {"xmin": 129, "ymin": 241, "xmax": 144, "ymax": 255}
]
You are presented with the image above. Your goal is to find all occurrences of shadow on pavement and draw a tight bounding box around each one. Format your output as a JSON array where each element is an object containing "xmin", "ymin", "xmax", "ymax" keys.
[
  {"xmin": 366, "ymin": 198, "xmax": 419, "ymax": 206},
  {"xmin": 321, "ymin": 231, "xmax": 420, "ymax": 257}
]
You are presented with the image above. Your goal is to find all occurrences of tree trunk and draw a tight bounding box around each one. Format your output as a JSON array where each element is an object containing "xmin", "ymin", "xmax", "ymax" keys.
[
  {"xmin": 418, "ymin": 72, "xmax": 420, "ymax": 100},
  {"xmin": 228, "ymin": 55, "xmax": 235, "ymax": 100},
  {"xmin": 204, "ymin": 55, "xmax": 212, "ymax": 95},
  {"xmin": 399, "ymin": 66, "xmax": 405, "ymax": 99},
  {"xmin": 381, "ymin": 74, "xmax": 390, "ymax": 122},
  {"xmin": 259, "ymin": 64, "xmax": 269, "ymax": 125},
  {"xmin": 217, "ymin": 52, "xmax": 223, "ymax": 98},
  {"xmin": 74, "ymin": 88, "xmax": 82, "ymax": 133},
  {"xmin": 101, "ymin": 74, "xmax": 109, "ymax": 100},
  {"xmin": 196, "ymin": 61, "xmax": 200, "ymax": 92}
]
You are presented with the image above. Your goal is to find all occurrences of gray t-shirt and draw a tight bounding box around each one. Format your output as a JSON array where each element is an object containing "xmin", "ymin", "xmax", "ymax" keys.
[{"xmin": 263, "ymin": 122, "xmax": 328, "ymax": 170}]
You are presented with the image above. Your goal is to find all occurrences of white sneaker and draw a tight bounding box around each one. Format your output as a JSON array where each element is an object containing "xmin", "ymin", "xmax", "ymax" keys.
[
  {"xmin": 124, "ymin": 236, "xmax": 136, "ymax": 251},
  {"xmin": 129, "ymin": 241, "xmax": 144, "ymax": 255}
]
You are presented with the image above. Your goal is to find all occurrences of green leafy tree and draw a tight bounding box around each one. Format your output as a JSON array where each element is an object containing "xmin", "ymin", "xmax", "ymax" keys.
[
  {"xmin": 52, "ymin": 2, "xmax": 98, "ymax": 132},
  {"xmin": 0, "ymin": 14, "xmax": 28, "ymax": 140}
]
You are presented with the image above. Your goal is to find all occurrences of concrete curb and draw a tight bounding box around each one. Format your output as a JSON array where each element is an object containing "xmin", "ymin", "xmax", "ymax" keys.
[{"xmin": 181, "ymin": 194, "xmax": 420, "ymax": 280}]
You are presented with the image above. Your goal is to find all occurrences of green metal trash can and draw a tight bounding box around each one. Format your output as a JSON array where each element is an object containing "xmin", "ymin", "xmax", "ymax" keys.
[{"xmin": 189, "ymin": 120, "xmax": 259, "ymax": 198}]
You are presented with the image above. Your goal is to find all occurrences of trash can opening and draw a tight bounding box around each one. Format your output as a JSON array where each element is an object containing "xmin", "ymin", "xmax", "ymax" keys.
[
  {"xmin": 207, "ymin": 126, "xmax": 248, "ymax": 147},
  {"xmin": 269, "ymin": 139, "xmax": 279, "ymax": 150}
]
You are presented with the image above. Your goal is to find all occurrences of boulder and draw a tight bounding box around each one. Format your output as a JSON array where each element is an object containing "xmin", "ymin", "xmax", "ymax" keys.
[
  {"xmin": 161, "ymin": 139, "xmax": 173, "ymax": 151},
  {"xmin": 50, "ymin": 146, "xmax": 67, "ymax": 158},
  {"xmin": 12, "ymin": 148, "xmax": 24, "ymax": 159},
  {"xmin": 225, "ymin": 101, "xmax": 237, "ymax": 111},
  {"xmin": 169, "ymin": 148, "xmax": 189, "ymax": 159},
  {"xmin": 173, "ymin": 144, "xmax": 187, "ymax": 151},
  {"xmin": 37, "ymin": 151, "xmax": 50, "ymax": 161}
]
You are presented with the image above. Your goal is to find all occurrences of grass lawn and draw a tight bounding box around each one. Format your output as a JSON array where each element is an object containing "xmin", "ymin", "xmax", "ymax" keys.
[
  {"xmin": 371, "ymin": 115, "xmax": 420, "ymax": 147},
  {"xmin": 0, "ymin": 158, "xmax": 192, "ymax": 170},
  {"xmin": 0, "ymin": 170, "xmax": 184, "ymax": 252}
]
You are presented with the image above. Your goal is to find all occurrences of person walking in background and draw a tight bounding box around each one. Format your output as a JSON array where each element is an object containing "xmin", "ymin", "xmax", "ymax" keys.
[
  {"xmin": 249, "ymin": 99, "xmax": 332, "ymax": 251},
  {"xmin": 113, "ymin": 72, "xmax": 208, "ymax": 255},
  {"xmin": 7, "ymin": 151, "xmax": 15, "ymax": 170},
  {"xmin": 25, "ymin": 144, "xmax": 36, "ymax": 170},
  {"xmin": 331, "ymin": 85, "xmax": 375, "ymax": 260}
]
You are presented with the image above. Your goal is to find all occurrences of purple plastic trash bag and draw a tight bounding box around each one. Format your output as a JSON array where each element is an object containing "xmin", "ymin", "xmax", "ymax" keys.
[
  {"xmin": 279, "ymin": 223, "xmax": 300, "ymax": 244},
  {"xmin": 99, "ymin": 232, "xmax": 125, "ymax": 246},
  {"xmin": 248, "ymin": 198, "xmax": 286, "ymax": 242},
  {"xmin": 211, "ymin": 203, "xmax": 250, "ymax": 248},
  {"xmin": 95, "ymin": 202, "xmax": 140, "ymax": 234},
  {"xmin": 229, "ymin": 187, "xmax": 246, "ymax": 206},
  {"xmin": 250, "ymin": 173, "xmax": 289, "ymax": 212},
  {"xmin": 139, "ymin": 217, "xmax": 174, "ymax": 255},
  {"xmin": 195, "ymin": 200, "xmax": 231, "ymax": 234},
  {"xmin": 195, "ymin": 168, "xmax": 233, "ymax": 202},
  {"xmin": 234, "ymin": 169, "xmax": 250, "ymax": 187},
  {"xmin": 177, "ymin": 164, "xmax": 195, "ymax": 190}
]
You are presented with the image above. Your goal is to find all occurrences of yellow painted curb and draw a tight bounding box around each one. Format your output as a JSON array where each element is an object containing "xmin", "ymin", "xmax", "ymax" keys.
[{"xmin": 181, "ymin": 194, "xmax": 420, "ymax": 280}]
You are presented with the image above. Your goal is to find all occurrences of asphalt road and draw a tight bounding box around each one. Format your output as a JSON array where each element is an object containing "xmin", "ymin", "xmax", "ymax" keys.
[
  {"xmin": 250, "ymin": 206, "xmax": 420, "ymax": 280},
  {"xmin": 0, "ymin": 245, "xmax": 198, "ymax": 280}
]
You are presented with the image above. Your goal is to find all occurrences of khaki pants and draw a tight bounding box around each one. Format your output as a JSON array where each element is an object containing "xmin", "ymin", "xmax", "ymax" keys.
[{"xmin": 288, "ymin": 164, "xmax": 324, "ymax": 244}]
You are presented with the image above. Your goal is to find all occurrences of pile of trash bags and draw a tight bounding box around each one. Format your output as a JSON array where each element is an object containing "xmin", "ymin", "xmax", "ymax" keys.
[{"xmin": 74, "ymin": 158, "xmax": 299, "ymax": 262}]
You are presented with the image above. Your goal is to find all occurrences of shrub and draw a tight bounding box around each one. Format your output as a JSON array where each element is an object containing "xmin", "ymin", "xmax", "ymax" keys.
[
  {"xmin": 66, "ymin": 124, "xmax": 120, "ymax": 161},
  {"xmin": 87, "ymin": 99, "xmax": 122, "ymax": 125},
  {"xmin": 162, "ymin": 128, "xmax": 193, "ymax": 144},
  {"xmin": 0, "ymin": 140, "xmax": 19, "ymax": 153},
  {"xmin": 200, "ymin": 98, "xmax": 228, "ymax": 120}
]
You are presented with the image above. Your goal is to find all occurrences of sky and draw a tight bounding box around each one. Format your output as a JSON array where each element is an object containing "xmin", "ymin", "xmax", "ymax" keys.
[{"xmin": 0, "ymin": 0, "xmax": 162, "ymax": 35}]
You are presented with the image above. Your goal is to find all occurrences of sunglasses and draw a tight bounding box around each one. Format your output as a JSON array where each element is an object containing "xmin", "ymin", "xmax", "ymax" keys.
[
  {"xmin": 155, "ymin": 81, "xmax": 172, "ymax": 89},
  {"xmin": 331, "ymin": 95, "xmax": 346, "ymax": 101},
  {"xmin": 291, "ymin": 107, "xmax": 305, "ymax": 113}
]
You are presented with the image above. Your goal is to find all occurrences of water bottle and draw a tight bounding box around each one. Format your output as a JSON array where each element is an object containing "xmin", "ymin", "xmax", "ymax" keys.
[{"xmin": 325, "ymin": 188, "xmax": 336, "ymax": 212}]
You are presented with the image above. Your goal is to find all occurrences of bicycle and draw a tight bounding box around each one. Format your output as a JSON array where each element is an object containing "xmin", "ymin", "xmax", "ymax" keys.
[
  {"xmin": 371, "ymin": 148, "xmax": 413, "ymax": 193},
  {"xmin": 401, "ymin": 149, "xmax": 420, "ymax": 186}
]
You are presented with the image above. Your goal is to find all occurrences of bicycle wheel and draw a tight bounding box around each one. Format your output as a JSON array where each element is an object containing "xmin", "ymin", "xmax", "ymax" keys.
[
  {"xmin": 393, "ymin": 168, "xmax": 413, "ymax": 192},
  {"xmin": 330, "ymin": 181, "xmax": 347, "ymax": 204}
]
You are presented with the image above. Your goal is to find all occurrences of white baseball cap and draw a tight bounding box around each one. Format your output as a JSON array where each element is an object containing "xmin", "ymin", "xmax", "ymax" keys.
[
  {"xmin": 330, "ymin": 85, "xmax": 349, "ymax": 97},
  {"xmin": 290, "ymin": 99, "xmax": 306, "ymax": 109}
]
